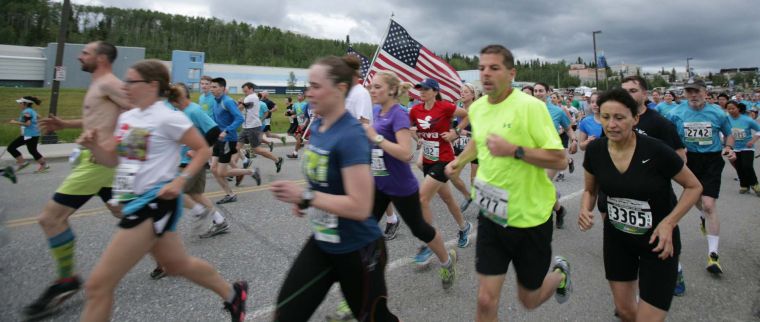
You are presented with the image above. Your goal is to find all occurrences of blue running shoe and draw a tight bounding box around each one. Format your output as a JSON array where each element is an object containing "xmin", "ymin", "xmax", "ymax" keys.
[
  {"xmin": 458, "ymin": 221, "xmax": 472, "ymax": 248},
  {"xmin": 414, "ymin": 245, "xmax": 433, "ymax": 269},
  {"xmin": 674, "ymin": 269, "xmax": 686, "ymax": 296}
]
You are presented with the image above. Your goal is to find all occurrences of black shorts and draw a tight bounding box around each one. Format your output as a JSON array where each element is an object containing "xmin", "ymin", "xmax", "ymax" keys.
[
  {"xmin": 603, "ymin": 221, "xmax": 680, "ymax": 311},
  {"xmin": 212, "ymin": 141, "xmax": 238, "ymax": 164},
  {"xmin": 203, "ymin": 127, "xmax": 221, "ymax": 146},
  {"xmin": 240, "ymin": 127, "xmax": 263, "ymax": 147},
  {"xmin": 422, "ymin": 161, "xmax": 449, "ymax": 183},
  {"xmin": 560, "ymin": 132, "xmax": 569, "ymax": 149},
  {"xmin": 118, "ymin": 197, "xmax": 182, "ymax": 236},
  {"xmin": 686, "ymin": 152, "xmax": 724, "ymax": 198},
  {"xmin": 53, "ymin": 188, "xmax": 112, "ymax": 210},
  {"xmin": 287, "ymin": 122, "xmax": 299, "ymax": 135},
  {"xmin": 475, "ymin": 214, "xmax": 553, "ymax": 290},
  {"xmin": 263, "ymin": 124, "xmax": 271, "ymax": 132}
]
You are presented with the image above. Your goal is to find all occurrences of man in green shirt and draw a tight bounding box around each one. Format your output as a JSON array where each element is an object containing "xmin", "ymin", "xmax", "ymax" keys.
[{"xmin": 446, "ymin": 44, "xmax": 572, "ymax": 321}]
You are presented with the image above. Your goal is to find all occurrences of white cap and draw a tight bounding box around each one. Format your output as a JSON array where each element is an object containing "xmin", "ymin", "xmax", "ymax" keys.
[{"xmin": 15, "ymin": 98, "xmax": 34, "ymax": 104}]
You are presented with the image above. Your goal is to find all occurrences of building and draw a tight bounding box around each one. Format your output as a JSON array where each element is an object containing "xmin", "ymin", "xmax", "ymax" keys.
[
  {"xmin": 568, "ymin": 64, "xmax": 607, "ymax": 85},
  {"xmin": 0, "ymin": 45, "xmax": 47, "ymax": 87},
  {"xmin": 609, "ymin": 63, "xmax": 641, "ymax": 78}
]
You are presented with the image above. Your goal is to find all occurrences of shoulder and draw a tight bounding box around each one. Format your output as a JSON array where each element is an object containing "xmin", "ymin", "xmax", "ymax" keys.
[{"xmin": 586, "ymin": 137, "xmax": 606, "ymax": 154}]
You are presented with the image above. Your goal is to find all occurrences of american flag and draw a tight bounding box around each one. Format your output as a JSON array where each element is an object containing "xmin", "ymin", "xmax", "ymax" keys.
[
  {"xmin": 365, "ymin": 20, "xmax": 462, "ymax": 102},
  {"xmin": 346, "ymin": 46, "xmax": 371, "ymax": 79}
]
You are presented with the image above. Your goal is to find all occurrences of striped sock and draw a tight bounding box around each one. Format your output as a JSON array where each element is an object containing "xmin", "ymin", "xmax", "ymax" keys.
[{"xmin": 48, "ymin": 228, "xmax": 76, "ymax": 279}]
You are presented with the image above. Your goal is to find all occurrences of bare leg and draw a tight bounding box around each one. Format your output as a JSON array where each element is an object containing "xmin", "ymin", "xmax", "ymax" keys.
[
  {"xmin": 437, "ymin": 183, "xmax": 466, "ymax": 228},
  {"xmin": 476, "ymin": 274, "xmax": 506, "ymax": 322},
  {"xmin": 609, "ymin": 280, "xmax": 638, "ymax": 322},
  {"xmin": 515, "ymin": 270, "xmax": 564, "ymax": 309}
]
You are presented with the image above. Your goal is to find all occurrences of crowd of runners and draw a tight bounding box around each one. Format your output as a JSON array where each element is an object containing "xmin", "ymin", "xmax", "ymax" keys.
[{"xmin": 3, "ymin": 40, "xmax": 759, "ymax": 322}]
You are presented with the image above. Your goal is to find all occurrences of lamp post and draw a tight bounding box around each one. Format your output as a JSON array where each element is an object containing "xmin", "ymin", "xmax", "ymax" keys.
[
  {"xmin": 686, "ymin": 57, "xmax": 694, "ymax": 79},
  {"xmin": 592, "ymin": 30, "xmax": 602, "ymax": 89}
]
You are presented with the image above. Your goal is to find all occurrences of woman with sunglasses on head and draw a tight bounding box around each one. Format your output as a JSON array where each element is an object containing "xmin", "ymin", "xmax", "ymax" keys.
[
  {"xmin": 7, "ymin": 96, "xmax": 48, "ymax": 173},
  {"xmin": 77, "ymin": 60, "xmax": 247, "ymax": 322}
]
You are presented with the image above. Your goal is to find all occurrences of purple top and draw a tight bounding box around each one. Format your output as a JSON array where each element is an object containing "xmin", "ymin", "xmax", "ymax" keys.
[{"xmin": 372, "ymin": 104, "xmax": 418, "ymax": 196}]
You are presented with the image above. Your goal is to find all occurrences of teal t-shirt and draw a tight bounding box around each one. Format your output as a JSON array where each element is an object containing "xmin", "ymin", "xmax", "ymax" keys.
[
  {"xmin": 19, "ymin": 107, "xmax": 40, "ymax": 137},
  {"xmin": 667, "ymin": 103, "xmax": 731, "ymax": 153},
  {"xmin": 198, "ymin": 92, "xmax": 215, "ymax": 117},
  {"xmin": 546, "ymin": 103, "xmax": 570, "ymax": 132},
  {"xmin": 728, "ymin": 114, "xmax": 760, "ymax": 151},
  {"xmin": 655, "ymin": 102, "xmax": 679, "ymax": 118}
]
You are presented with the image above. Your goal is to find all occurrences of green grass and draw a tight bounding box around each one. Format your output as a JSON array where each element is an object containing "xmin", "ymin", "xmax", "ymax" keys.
[{"xmin": 0, "ymin": 88, "xmax": 294, "ymax": 145}]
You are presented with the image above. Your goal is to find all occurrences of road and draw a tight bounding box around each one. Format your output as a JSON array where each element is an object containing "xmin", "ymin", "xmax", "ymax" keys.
[{"xmin": 1, "ymin": 145, "xmax": 759, "ymax": 321}]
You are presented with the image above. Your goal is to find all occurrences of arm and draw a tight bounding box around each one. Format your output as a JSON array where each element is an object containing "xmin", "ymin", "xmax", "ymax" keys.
[
  {"xmin": 649, "ymin": 165, "xmax": 702, "ymax": 259},
  {"xmin": 311, "ymin": 164, "xmax": 374, "ymax": 220},
  {"xmin": 224, "ymin": 100, "xmax": 244, "ymax": 134},
  {"xmin": 159, "ymin": 128, "xmax": 211, "ymax": 199},
  {"xmin": 76, "ymin": 129, "xmax": 119, "ymax": 167},
  {"xmin": 363, "ymin": 124, "xmax": 414, "ymax": 162},
  {"xmin": 445, "ymin": 138, "xmax": 477, "ymax": 178},
  {"xmin": 101, "ymin": 79, "xmax": 131, "ymax": 111},
  {"xmin": 578, "ymin": 170, "xmax": 598, "ymax": 231}
]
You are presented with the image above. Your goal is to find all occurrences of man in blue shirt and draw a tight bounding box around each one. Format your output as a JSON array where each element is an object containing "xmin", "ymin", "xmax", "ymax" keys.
[
  {"xmin": 198, "ymin": 75, "xmax": 215, "ymax": 117},
  {"xmin": 209, "ymin": 77, "xmax": 262, "ymax": 207},
  {"xmin": 668, "ymin": 78, "xmax": 736, "ymax": 276}
]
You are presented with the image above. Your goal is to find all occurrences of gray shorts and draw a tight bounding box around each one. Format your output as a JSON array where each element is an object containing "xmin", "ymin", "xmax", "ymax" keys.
[
  {"xmin": 240, "ymin": 127, "xmax": 263, "ymax": 147},
  {"xmin": 181, "ymin": 166, "xmax": 207, "ymax": 194}
]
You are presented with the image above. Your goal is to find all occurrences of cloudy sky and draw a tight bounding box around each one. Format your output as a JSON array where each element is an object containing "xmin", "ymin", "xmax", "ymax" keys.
[{"xmin": 72, "ymin": 0, "xmax": 759, "ymax": 74}]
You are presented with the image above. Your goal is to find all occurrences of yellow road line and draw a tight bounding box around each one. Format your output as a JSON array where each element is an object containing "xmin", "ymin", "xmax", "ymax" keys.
[{"xmin": 5, "ymin": 180, "xmax": 306, "ymax": 228}]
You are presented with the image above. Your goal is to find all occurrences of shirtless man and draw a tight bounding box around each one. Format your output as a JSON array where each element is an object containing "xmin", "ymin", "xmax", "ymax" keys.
[{"xmin": 23, "ymin": 41, "xmax": 130, "ymax": 320}]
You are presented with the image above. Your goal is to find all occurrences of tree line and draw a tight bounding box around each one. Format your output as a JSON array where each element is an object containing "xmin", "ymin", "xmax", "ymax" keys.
[{"xmin": 0, "ymin": 0, "xmax": 584, "ymax": 87}]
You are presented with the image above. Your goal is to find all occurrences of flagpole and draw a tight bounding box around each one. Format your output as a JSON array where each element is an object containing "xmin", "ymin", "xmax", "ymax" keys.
[{"xmin": 364, "ymin": 13, "xmax": 394, "ymax": 84}]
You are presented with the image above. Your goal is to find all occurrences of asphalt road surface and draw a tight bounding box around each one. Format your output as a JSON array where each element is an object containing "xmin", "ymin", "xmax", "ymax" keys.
[{"xmin": 1, "ymin": 145, "xmax": 759, "ymax": 321}]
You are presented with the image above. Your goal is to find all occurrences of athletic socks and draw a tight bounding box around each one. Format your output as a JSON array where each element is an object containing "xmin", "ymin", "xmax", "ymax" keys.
[
  {"xmin": 48, "ymin": 228, "xmax": 76, "ymax": 279},
  {"xmin": 226, "ymin": 285, "xmax": 236, "ymax": 303},
  {"xmin": 191, "ymin": 204, "xmax": 206, "ymax": 217},
  {"xmin": 213, "ymin": 211, "xmax": 226, "ymax": 225},
  {"xmin": 707, "ymin": 235, "xmax": 719, "ymax": 254},
  {"xmin": 387, "ymin": 213, "xmax": 399, "ymax": 224},
  {"xmin": 440, "ymin": 257, "xmax": 451, "ymax": 267},
  {"xmin": 678, "ymin": 262, "xmax": 683, "ymax": 272}
]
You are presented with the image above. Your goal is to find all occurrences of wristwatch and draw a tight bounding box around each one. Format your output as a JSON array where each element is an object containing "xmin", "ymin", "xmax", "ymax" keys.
[
  {"xmin": 298, "ymin": 189, "xmax": 314, "ymax": 210},
  {"xmin": 514, "ymin": 146, "xmax": 525, "ymax": 160},
  {"xmin": 374, "ymin": 134, "xmax": 385, "ymax": 144}
]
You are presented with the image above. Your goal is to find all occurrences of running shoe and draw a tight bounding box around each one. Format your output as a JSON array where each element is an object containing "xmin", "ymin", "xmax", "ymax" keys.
[
  {"xmin": 34, "ymin": 164, "xmax": 50, "ymax": 173},
  {"xmin": 383, "ymin": 220, "xmax": 400, "ymax": 240},
  {"xmin": 752, "ymin": 184, "xmax": 760, "ymax": 197},
  {"xmin": 16, "ymin": 161, "xmax": 31, "ymax": 172},
  {"xmin": 414, "ymin": 245, "xmax": 433, "ymax": 269},
  {"xmin": 699, "ymin": 217, "xmax": 706, "ymax": 236},
  {"xmin": 459, "ymin": 198, "xmax": 472, "ymax": 212},
  {"xmin": 242, "ymin": 157, "xmax": 251, "ymax": 170},
  {"xmin": 325, "ymin": 300, "xmax": 353, "ymax": 321},
  {"xmin": 150, "ymin": 266, "xmax": 166, "ymax": 280},
  {"xmin": 568, "ymin": 158, "xmax": 575, "ymax": 173},
  {"xmin": 439, "ymin": 249, "xmax": 457, "ymax": 290},
  {"xmin": 706, "ymin": 252, "xmax": 723, "ymax": 275},
  {"xmin": 200, "ymin": 221, "xmax": 230, "ymax": 238},
  {"xmin": 243, "ymin": 149, "xmax": 251, "ymax": 160},
  {"xmin": 251, "ymin": 167, "xmax": 261, "ymax": 186},
  {"xmin": 553, "ymin": 256, "xmax": 572, "ymax": 304},
  {"xmin": 2, "ymin": 166, "xmax": 17, "ymax": 184},
  {"xmin": 22, "ymin": 276, "xmax": 82, "ymax": 320},
  {"xmin": 457, "ymin": 221, "xmax": 472, "ymax": 248},
  {"xmin": 555, "ymin": 206, "xmax": 566, "ymax": 229},
  {"xmin": 739, "ymin": 187, "xmax": 749, "ymax": 194},
  {"xmin": 235, "ymin": 175, "xmax": 245, "ymax": 187},
  {"xmin": 286, "ymin": 152, "xmax": 298, "ymax": 159},
  {"xmin": 275, "ymin": 157, "xmax": 284, "ymax": 173},
  {"xmin": 224, "ymin": 281, "xmax": 248, "ymax": 322},
  {"xmin": 555, "ymin": 172, "xmax": 565, "ymax": 182},
  {"xmin": 192, "ymin": 207, "xmax": 213, "ymax": 235},
  {"xmin": 674, "ymin": 269, "xmax": 686, "ymax": 296},
  {"xmin": 268, "ymin": 141, "xmax": 274, "ymax": 152},
  {"xmin": 216, "ymin": 195, "xmax": 238, "ymax": 205},
  {"xmin": 280, "ymin": 136, "xmax": 287, "ymax": 144}
]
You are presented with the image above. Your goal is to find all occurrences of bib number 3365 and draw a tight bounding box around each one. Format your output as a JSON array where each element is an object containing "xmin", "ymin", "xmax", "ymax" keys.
[
  {"xmin": 607, "ymin": 197, "xmax": 653, "ymax": 235},
  {"xmin": 474, "ymin": 178, "xmax": 509, "ymax": 226}
]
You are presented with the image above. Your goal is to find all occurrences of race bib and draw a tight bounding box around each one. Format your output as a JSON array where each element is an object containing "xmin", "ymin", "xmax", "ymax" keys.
[
  {"xmin": 422, "ymin": 140, "xmax": 440, "ymax": 161},
  {"xmin": 113, "ymin": 163, "xmax": 140, "ymax": 201},
  {"xmin": 371, "ymin": 148, "xmax": 388, "ymax": 177},
  {"xmin": 732, "ymin": 128, "xmax": 747, "ymax": 141},
  {"xmin": 607, "ymin": 197, "xmax": 653, "ymax": 235},
  {"xmin": 474, "ymin": 178, "xmax": 509, "ymax": 226},
  {"xmin": 683, "ymin": 122, "xmax": 713, "ymax": 145},
  {"xmin": 308, "ymin": 207, "xmax": 340, "ymax": 243},
  {"xmin": 454, "ymin": 135, "xmax": 470, "ymax": 150}
]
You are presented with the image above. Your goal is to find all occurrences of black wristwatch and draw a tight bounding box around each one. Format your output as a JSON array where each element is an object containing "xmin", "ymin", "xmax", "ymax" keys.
[
  {"xmin": 514, "ymin": 146, "xmax": 525, "ymax": 160},
  {"xmin": 298, "ymin": 189, "xmax": 314, "ymax": 210}
]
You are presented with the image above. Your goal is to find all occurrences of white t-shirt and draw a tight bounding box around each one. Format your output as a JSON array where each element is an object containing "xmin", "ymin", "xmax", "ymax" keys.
[
  {"xmin": 242, "ymin": 94, "xmax": 262, "ymax": 128},
  {"xmin": 345, "ymin": 84, "xmax": 373, "ymax": 123},
  {"xmin": 114, "ymin": 101, "xmax": 193, "ymax": 195}
]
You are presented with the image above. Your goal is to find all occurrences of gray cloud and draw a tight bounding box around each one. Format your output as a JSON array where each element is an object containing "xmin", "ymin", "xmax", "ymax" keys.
[{"xmin": 74, "ymin": 0, "xmax": 760, "ymax": 73}]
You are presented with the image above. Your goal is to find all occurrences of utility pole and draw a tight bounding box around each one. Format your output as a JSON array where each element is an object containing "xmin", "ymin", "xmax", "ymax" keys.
[
  {"xmin": 592, "ymin": 30, "xmax": 602, "ymax": 89},
  {"xmin": 686, "ymin": 57, "xmax": 694, "ymax": 79},
  {"xmin": 45, "ymin": 0, "xmax": 72, "ymax": 144}
]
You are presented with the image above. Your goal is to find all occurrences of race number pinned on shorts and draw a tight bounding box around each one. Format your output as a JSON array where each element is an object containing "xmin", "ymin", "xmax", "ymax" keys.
[
  {"xmin": 454, "ymin": 135, "xmax": 470, "ymax": 151},
  {"xmin": 113, "ymin": 163, "xmax": 140, "ymax": 202},
  {"xmin": 607, "ymin": 197, "xmax": 653, "ymax": 235},
  {"xmin": 474, "ymin": 178, "xmax": 509, "ymax": 226},
  {"xmin": 308, "ymin": 207, "xmax": 340, "ymax": 243},
  {"xmin": 422, "ymin": 140, "xmax": 440, "ymax": 161},
  {"xmin": 371, "ymin": 148, "xmax": 388, "ymax": 177},
  {"xmin": 683, "ymin": 122, "xmax": 713, "ymax": 145}
]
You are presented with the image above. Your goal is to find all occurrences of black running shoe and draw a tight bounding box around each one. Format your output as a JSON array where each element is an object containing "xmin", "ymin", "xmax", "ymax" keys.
[
  {"xmin": 2, "ymin": 166, "xmax": 17, "ymax": 184},
  {"xmin": 275, "ymin": 157, "xmax": 284, "ymax": 173},
  {"xmin": 23, "ymin": 277, "xmax": 82, "ymax": 320},
  {"xmin": 568, "ymin": 158, "xmax": 575, "ymax": 173},
  {"xmin": 150, "ymin": 266, "xmax": 166, "ymax": 280},
  {"xmin": 555, "ymin": 206, "xmax": 566, "ymax": 229},
  {"xmin": 224, "ymin": 281, "xmax": 249, "ymax": 322},
  {"xmin": 251, "ymin": 167, "xmax": 261, "ymax": 186},
  {"xmin": 384, "ymin": 221, "xmax": 400, "ymax": 240},
  {"xmin": 286, "ymin": 152, "xmax": 298, "ymax": 159}
]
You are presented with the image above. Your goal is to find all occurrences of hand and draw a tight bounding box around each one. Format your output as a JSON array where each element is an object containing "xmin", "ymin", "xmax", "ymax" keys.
[
  {"xmin": 569, "ymin": 140, "xmax": 578, "ymax": 154},
  {"xmin": 291, "ymin": 205, "xmax": 306, "ymax": 217},
  {"xmin": 722, "ymin": 148, "xmax": 736, "ymax": 161},
  {"xmin": 747, "ymin": 141, "xmax": 755, "ymax": 148},
  {"xmin": 649, "ymin": 221, "xmax": 675, "ymax": 259},
  {"xmin": 362, "ymin": 123, "xmax": 378, "ymax": 141},
  {"xmin": 218, "ymin": 131, "xmax": 227, "ymax": 141},
  {"xmin": 76, "ymin": 129, "xmax": 99, "ymax": 149},
  {"xmin": 486, "ymin": 134, "xmax": 517, "ymax": 157},
  {"xmin": 445, "ymin": 159, "xmax": 463, "ymax": 178},
  {"xmin": 270, "ymin": 180, "xmax": 305, "ymax": 204},
  {"xmin": 441, "ymin": 129, "xmax": 458, "ymax": 142},
  {"xmin": 460, "ymin": 129, "xmax": 470, "ymax": 136},
  {"xmin": 578, "ymin": 208, "xmax": 595, "ymax": 231},
  {"xmin": 39, "ymin": 114, "xmax": 65, "ymax": 132},
  {"xmin": 7, "ymin": 119, "xmax": 14, "ymax": 124},
  {"xmin": 157, "ymin": 179, "xmax": 184, "ymax": 200},
  {"xmin": 585, "ymin": 135, "xmax": 597, "ymax": 144}
]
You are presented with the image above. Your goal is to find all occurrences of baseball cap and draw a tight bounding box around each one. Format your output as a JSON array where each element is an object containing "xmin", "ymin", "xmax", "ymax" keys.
[
  {"xmin": 414, "ymin": 78, "xmax": 440, "ymax": 91},
  {"xmin": 683, "ymin": 78, "xmax": 706, "ymax": 90},
  {"xmin": 15, "ymin": 98, "xmax": 34, "ymax": 104}
]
